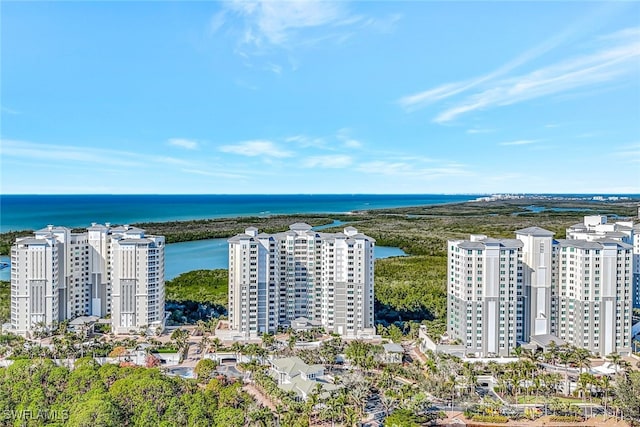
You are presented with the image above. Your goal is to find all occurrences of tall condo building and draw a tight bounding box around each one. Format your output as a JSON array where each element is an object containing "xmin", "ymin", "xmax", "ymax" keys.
[
  {"xmin": 634, "ymin": 223, "xmax": 640, "ymax": 308},
  {"xmin": 228, "ymin": 223, "xmax": 375, "ymax": 338},
  {"xmin": 10, "ymin": 224, "xmax": 165, "ymax": 336},
  {"xmin": 552, "ymin": 239, "xmax": 632, "ymax": 356},
  {"xmin": 566, "ymin": 215, "xmax": 639, "ymax": 309},
  {"xmin": 447, "ymin": 234, "xmax": 525, "ymax": 357},
  {"xmin": 447, "ymin": 217, "xmax": 634, "ymax": 357}
]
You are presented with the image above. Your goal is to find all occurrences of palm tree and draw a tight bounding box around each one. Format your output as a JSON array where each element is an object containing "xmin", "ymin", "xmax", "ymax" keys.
[
  {"xmin": 261, "ymin": 333, "xmax": 275, "ymax": 350},
  {"xmin": 447, "ymin": 373, "xmax": 458, "ymax": 412},
  {"xmin": 573, "ymin": 347, "xmax": 592, "ymax": 375},
  {"xmin": 343, "ymin": 407, "xmax": 359, "ymax": 427},
  {"xmin": 194, "ymin": 320, "xmax": 207, "ymax": 336},
  {"xmin": 599, "ymin": 375, "xmax": 612, "ymax": 418},
  {"xmin": 547, "ymin": 340, "xmax": 559, "ymax": 366},
  {"xmin": 170, "ymin": 328, "xmax": 189, "ymax": 362},
  {"xmin": 200, "ymin": 335, "xmax": 211, "ymax": 354},
  {"xmin": 347, "ymin": 381, "xmax": 370, "ymax": 417},
  {"xmin": 231, "ymin": 341, "xmax": 245, "ymax": 362},
  {"xmin": 211, "ymin": 337, "xmax": 222, "ymax": 354},
  {"xmin": 248, "ymin": 406, "xmax": 274, "ymax": 427},
  {"xmin": 462, "ymin": 362, "xmax": 477, "ymax": 397},
  {"xmin": 287, "ymin": 334, "xmax": 297, "ymax": 351},
  {"xmin": 512, "ymin": 346, "xmax": 524, "ymax": 358},
  {"xmin": 607, "ymin": 352, "xmax": 622, "ymax": 374},
  {"xmin": 519, "ymin": 359, "xmax": 537, "ymax": 399},
  {"xmin": 558, "ymin": 348, "xmax": 573, "ymax": 396},
  {"xmin": 576, "ymin": 373, "xmax": 591, "ymax": 401}
]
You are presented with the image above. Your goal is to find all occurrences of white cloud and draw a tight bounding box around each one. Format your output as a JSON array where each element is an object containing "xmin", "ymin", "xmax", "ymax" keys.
[
  {"xmin": 499, "ymin": 140, "xmax": 540, "ymax": 146},
  {"xmin": 398, "ymin": 82, "xmax": 471, "ymax": 111},
  {"xmin": 219, "ymin": 140, "xmax": 293, "ymax": 158},
  {"xmin": 343, "ymin": 139, "xmax": 362, "ymax": 148},
  {"xmin": 168, "ymin": 138, "xmax": 199, "ymax": 150},
  {"xmin": 360, "ymin": 13, "xmax": 402, "ymax": 34},
  {"xmin": 432, "ymin": 28, "xmax": 640, "ymax": 123},
  {"xmin": 0, "ymin": 139, "xmax": 144, "ymax": 168},
  {"xmin": 209, "ymin": 11, "xmax": 226, "ymax": 34},
  {"xmin": 1, "ymin": 105, "xmax": 20, "ymax": 115},
  {"xmin": 303, "ymin": 155, "xmax": 352, "ymax": 168},
  {"xmin": 398, "ymin": 16, "xmax": 591, "ymax": 111},
  {"xmin": 218, "ymin": 0, "xmax": 397, "ymax": 64},
  {"xmin": 336, "ymin": 128, "xmax": 363, "ymax": 149},
  {"xmin": 356, "ymin": 160, "xmax": 471, "ymax": 178},
  {"xmin": 225, "ymin": 0, "xmax": 348, "ymax": 47},
  {"xmin": 181, "ymin": 168, "xmax": 246, "ymax": 179},
  {"xmin": 612, "ymin": 143, "xmax": 640, "ymax": 163},
  {"xmin": 285, "ymin": 135, "xmax": 326, "ymax": 148},
  {"xmin": 266, "ymin": 62, "xmax": 283, "ymax": 74},
  {"xmin": 467, "ymin": 128, "xmax": 494, "ymax": 134},
  {"xmin": 398, "ymin": 18, "xmax": 640, "ymax": 122}
]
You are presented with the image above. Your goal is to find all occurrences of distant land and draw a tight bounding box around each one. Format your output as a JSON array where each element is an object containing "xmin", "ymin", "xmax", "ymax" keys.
[{"xmin": 1, "ymin": 193, "xmax": 638, "ymax": 234}]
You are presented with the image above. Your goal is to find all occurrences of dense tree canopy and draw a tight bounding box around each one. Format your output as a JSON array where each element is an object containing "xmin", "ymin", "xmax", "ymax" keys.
[{"xmin": 0, "ymin": 358, "xmax": 259, "ymax": 426}]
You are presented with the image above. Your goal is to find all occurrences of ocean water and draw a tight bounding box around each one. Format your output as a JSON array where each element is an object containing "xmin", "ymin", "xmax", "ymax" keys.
[{"xmin": 0, "ymin": 194, "xmax": 478, "ymax": 233}]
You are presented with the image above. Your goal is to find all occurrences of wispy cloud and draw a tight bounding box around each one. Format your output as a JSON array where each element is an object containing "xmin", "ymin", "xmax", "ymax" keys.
[
  {"xmin": 168, "ymin": 138, "xmax": 199, "ymax": 150},
  {"xmin": 360, "ymin": 13, "xmax": 402, "ymax": 34},
  {"xmin": 0, "ymin": 139, "xmax": 144, "ymax": 168},
  {"xmin": 219, "ymin": 140, "xmax": 293, "ymax": 158},
  {"xmin": 224, "ymin": 0, "xmax": 349, "ymax": 48},
  {"xmin": 1, "ymin": 106, "xmax": 20, "ymax": 115},
  {"xmin": 434, "ymin": 29, "xmax": 640, "ymax": 123},
  {"xmin": 336, "ymin": 128, "xmax": 363, "ymax": 149},
  {"xmin": 399, "ymin": 19, "xmax": 640, "ymax": 123},
  {"xmin": 217, "ymin": 0, "xmax": 399, "ymax": 65},
  {"xmin": 397, "ymin": 13, "xmax": 594, "ymax": 112},
  {"xmin": 356, "ymin": 160, "xmax": 471, "ymax": 179},
  {"xmin": 303, "ymin": 154, "xmax": 352, "ymax": 168},
  {"xmin": 467, "ymin": 128, "xmax": 494, "ymax": 134},
  {"xmin": 499, "ymin": 139, "xmax": 540, "ymax": 146},
  {"xmin": 1, "ymin": 139, "xmax": 253, "ymax": 184},
  {"xmin": 153, "ymin": 156, "xmax": 194, "ymax": 166},
  {"xmin": 285, "ymin": 135, "xmax": 326, "ymax": 148},
  {"xmin": 209, "ymin": 10, "xmax": 226, "ymax": 34},
  {"xmin": 612, "ymin": 143, "xmax": 640, "ymax": 163},
  {"xmin": 181, "ymin": 168, "xmax": 246, "ymax": 179}
]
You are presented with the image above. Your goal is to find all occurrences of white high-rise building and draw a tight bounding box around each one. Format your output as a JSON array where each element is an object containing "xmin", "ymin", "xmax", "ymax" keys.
[
  {"xmin": 634, "ymin": 223, "xmax": 640, "ymax": 308},
  {"xmin": 567, "ymin": 215, "xmax": 638, "ymax": 309},
  {"xmin": 552, "ymin": 239, "xmax": 633, "ymax": 356},
  {"xmin": 447, "ymin": 235, "xmax": 525, "ymax": 357},
  {"xmin": 447, "ymin": 217, "xmax": 635, "ymax": 357},
  {"xmin": 517, "ymin": 227, "xmax": 555, "ymax": 339},
  {"xmin": 10, "ymin": 224, "xmax": 165, "ymax": 336},
  {"xmin": 228, "ymin": 223, "xmax": 375, "ymax": 338}
]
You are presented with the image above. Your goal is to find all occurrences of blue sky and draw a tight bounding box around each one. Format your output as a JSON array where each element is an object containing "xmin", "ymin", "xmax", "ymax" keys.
[{"xmin": 1, "ymin": 1, "xmax": 639, "ymax": 194}]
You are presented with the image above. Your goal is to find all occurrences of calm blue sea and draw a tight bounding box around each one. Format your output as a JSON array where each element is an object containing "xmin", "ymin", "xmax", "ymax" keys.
[{"xmin": 0, "ymin": 194, "xmax": 479, "ymax": 233}]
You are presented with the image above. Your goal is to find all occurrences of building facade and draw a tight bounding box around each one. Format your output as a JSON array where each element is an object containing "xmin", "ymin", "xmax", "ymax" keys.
[
  {"xmin": 552, "ymin": 239, "xmax": 633, "ymax": 356},
  {"xmin": 228, "ymin": 223, "xmax": 375, "ymax": 338},
  {"xmin": 10, "ymin": 224, "xmax": 165, "ymax": 336},
  {"xmin": 447, "ymin": 235, "xmax": 525, "ymax": 357},
  {"xmin": 447, "ymin": 217, "xmax": 635, "ymax": 357}
]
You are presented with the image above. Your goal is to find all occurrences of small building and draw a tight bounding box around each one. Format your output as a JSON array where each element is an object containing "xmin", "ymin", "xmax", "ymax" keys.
[
  {"xmin": 269, "ymin": 357, "xmax": 338, "ymax": 400},
  {"xmin": 288, "ymin": 317, "xmax": 323, "ymax": 332},
  {"xmin": 528, "ymin": 334, "xmax": 566, "ymax": 353},
  {"xmin": 382, "ymin": 343, "xmax": 404, "ymax": 363},
  {"xmin": 418, "ymin": 325, "xmax": 466, "ymax": 358},
  {"xmin": 68, "ymin": 315, "xmax": 100, "ymax": 334}
]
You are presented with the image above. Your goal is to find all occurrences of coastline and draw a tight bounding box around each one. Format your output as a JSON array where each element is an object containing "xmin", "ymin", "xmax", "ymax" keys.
[{"xmin": 1, "ymin": 196, "xmax": 638, "ymax": 257}]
